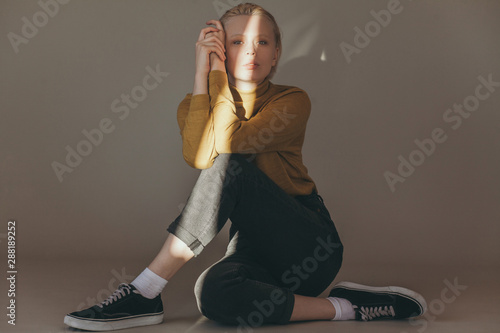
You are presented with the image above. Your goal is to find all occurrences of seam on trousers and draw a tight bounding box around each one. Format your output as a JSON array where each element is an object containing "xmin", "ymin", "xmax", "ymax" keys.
[
  {"xmin": 167, "ymin": 222, "xmax": 204, "ymax": 256},
  {"xmin": 277, "ymin": 287, "xmax": 295, "ymax": 325}
]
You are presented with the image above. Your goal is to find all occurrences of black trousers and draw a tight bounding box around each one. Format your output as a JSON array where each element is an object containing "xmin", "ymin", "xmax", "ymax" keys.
[{"xmin": 167, "ymin": 154, "xmax": 343, "ymax": 328}]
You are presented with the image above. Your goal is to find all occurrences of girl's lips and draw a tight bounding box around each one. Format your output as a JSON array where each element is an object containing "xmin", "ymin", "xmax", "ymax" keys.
[{"xmin": 243, "ymin": 64, "xmax": 259, "ymax": 69}]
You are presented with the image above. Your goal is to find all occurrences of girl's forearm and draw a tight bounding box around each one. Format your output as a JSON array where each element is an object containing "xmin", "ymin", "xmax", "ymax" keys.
[
  {"xmin": 192, "ymin": 73, "xmax": 208, "ymax": 96},
  {"xmin": 193, "ymin": 54, "xmax": 226, "ymax": 96}
]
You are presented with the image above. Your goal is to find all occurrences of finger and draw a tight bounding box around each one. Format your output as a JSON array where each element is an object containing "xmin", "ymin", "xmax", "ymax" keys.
[
  {"xmin": 212, "ymin": 49, "xmax": 226, "ymax": 62},
  {"xmin": 197, "ymin": 27, "xmax": 219, "ymax": 41},
  {"xmin": 208, "ymin": 44, "xmax": 226, "ymax": 60},
  {"xmin": 203, "ymin": 28, "xmax": 224, "ymax": 43},
  {"xmin": 215, "ymin": 45, "xmax": 226, "ymax": 60},
  {"xmin": 198, "ymin": 40, "xmax": 226, "ymax": 58},
  {"xmin": 205, "ymin": 29, "xmax": 223, "ymax": 40},
  {"xmin": 204, "ymin": 35, "xmax": 225, "ymax": 50},
  {"xmin": 200, "ymin": 35, "xmax": 225, "ymax": 53},
  {"xmin": 202, "ymin": 43, "xmax": 226, "ymax": 61},
  {"xmin": 206, "ymin": 20, "xmax": 224, "ymax": 31},
  {"xmin": 198, "ymin": 27, "xmax": 219, "ymax": 41}
]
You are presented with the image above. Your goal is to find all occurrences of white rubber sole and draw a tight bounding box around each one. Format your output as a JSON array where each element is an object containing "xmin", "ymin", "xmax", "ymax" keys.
[
  {"xmin": 333, "ymin": 281, "xmax": 427, "ymax": 314},
  {"xmin": 63, "ymin": 312, "xmax": 163, "ymax": 331}
]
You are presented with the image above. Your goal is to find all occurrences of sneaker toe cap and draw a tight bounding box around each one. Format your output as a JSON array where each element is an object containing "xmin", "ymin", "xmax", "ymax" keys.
[{"xmin": 67, "ymin": 306, "xmax": 102, "ymax": 320}]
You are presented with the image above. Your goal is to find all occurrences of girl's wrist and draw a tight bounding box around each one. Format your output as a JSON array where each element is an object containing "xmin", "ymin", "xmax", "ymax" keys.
[{"xmin": 210, "ymin": 53, "xmax": 226, "ymax": 72}]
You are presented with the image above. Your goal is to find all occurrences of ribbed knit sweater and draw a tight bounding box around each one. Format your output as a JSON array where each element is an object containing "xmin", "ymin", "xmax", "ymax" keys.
[{"xmin": 177, "ymin": 70, "xmax": 316, "ymax": 196}]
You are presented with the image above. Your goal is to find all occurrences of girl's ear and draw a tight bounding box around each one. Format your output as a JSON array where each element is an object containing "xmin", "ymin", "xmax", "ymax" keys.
[{"xmin": 272, "ymin": 47, "xmax": 279, "ymax": 66}]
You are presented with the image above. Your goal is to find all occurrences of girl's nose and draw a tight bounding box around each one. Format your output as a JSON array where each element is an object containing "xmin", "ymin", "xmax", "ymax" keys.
[{"xmin": 245, "ymin": 45, "xmax": 256, "ymax": 55}]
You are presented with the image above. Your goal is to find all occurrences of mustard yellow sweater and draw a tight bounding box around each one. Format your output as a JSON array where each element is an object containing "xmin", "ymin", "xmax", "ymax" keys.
[{"xmin": 177, "ymin": 70, "xmax": 316, "ymax": 196}]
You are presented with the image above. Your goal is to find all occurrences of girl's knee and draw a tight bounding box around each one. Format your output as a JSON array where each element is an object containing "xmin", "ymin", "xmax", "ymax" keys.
[{"xmin": 194, "ymin": 262, "xmax": 244, "ymax": 323}]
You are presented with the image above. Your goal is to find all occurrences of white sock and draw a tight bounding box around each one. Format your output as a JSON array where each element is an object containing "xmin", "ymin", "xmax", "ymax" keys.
[
  {"xmin": 327, "ymin": 297, "xmax": 356, "ymax": 320},
  {"xmin": 131, "ymin": 267, "xmax": 168, "ymax": 299}
]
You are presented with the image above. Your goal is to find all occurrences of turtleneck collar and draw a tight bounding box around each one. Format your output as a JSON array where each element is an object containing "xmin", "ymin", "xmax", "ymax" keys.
[{"xmin": 229, "ymin": 78, "xmax": 271, "ymax": 102}]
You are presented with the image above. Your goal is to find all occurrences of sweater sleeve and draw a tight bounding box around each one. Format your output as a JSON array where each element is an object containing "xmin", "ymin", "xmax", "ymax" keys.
[
  {"xmin": 209, "ymin": 70, "xmax": 311, "ymax": 155},
  {"xmin": 176, "ymin": 93, "xmax": 218, "ymax": 169}
]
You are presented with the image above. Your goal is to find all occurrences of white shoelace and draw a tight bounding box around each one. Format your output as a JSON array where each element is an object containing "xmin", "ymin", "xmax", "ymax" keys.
[
  {"xmin": 97, "ymin": 283, "xmax": 135, "ymax": 308},
  {"xmin": 358, "ymin": 305, "xmax": 396, "ymax": 321}
]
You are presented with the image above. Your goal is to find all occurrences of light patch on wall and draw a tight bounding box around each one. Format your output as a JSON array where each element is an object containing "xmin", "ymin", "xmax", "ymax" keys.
[
  {"xmin": 279, "ymin": 6, "xmax": 321, "ymax": 67},
  {"xmin": 320, "ymin": 48, "xmax": 327, "ymax": 62}
]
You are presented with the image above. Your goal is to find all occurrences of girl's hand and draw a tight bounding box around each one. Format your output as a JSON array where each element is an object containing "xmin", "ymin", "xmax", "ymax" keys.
[
  {"xmin": 205, "ymin": 20, "xmax": 225, "ymax": 46},
  {"xmin": 195, "ymin": 20, "xmax": 226, "ymax": 77}
]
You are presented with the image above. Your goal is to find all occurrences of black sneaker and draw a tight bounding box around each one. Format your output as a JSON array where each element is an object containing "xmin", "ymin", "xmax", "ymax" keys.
[
  {"xmin": 64, "ymin": 283, "xmax": 163, "ymax": 331},
  {"xmin": 329, "ymin": 281, "xmax": 427, "ymax": 321}
]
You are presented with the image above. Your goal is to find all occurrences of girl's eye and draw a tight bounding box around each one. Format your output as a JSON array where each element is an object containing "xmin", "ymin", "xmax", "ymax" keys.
[{"xmin": 232, "ymin": 41, "xmax": 267, "ymax": 45}]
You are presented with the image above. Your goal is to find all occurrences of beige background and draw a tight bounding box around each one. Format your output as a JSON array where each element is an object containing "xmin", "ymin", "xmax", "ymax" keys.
[{"xmin": 1, "ymin": 0, "xmax": 500, "ymax": 271}]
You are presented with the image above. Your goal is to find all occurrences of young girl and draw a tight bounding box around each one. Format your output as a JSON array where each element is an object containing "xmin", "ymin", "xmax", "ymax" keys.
[{"xmin": 64, "ymin": 3, "xmax": 426, "ymax": 331}]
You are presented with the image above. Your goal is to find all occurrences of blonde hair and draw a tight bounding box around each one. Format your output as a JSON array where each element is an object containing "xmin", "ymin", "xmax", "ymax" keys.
[{"xmin": 220, "ymin": 2, "xmax": 282, "ymax": 80}]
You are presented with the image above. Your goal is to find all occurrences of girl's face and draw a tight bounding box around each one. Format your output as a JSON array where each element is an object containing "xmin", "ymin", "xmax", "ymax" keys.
[{"xmin": 224, "ymin": 15, "xmax": 279, "ymax": 91}]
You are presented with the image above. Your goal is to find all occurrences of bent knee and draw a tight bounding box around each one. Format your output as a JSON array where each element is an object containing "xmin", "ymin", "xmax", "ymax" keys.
[{"xmin": 194, "ymin": 262, "xmax": 246, "ymax": 324}]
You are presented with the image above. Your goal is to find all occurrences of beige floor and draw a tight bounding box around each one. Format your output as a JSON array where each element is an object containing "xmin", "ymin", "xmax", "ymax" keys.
[{"xmin": 2, "ymin": 258, "xmax": 498, "ymax": 333}]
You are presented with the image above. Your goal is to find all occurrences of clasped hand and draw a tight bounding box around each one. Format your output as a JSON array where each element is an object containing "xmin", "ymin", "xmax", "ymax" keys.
[{"xmin": 195, "ymin": 20, "xmax": 226, "ymax": 76}]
